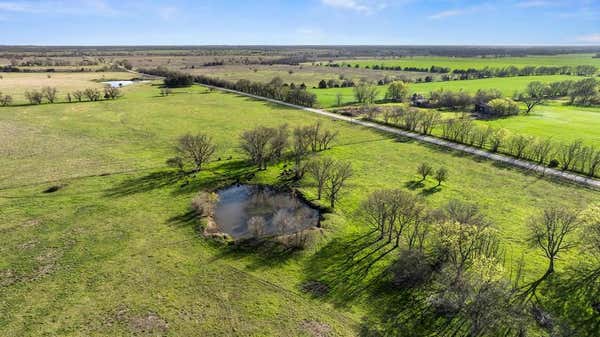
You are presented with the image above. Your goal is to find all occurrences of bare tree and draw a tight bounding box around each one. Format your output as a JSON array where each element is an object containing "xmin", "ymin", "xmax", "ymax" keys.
[
  {"xmin": 325, "ymin": 160, "xmax": 352, "ymax": 208},
  {"xmin": 104, "ymin": 86, "xmax": 121, "ymax": 99},
  {"xmin": 83, "ymin": 88, "xmax": 101, "ymax": 101},
  {"xmin": 72, "ymin": 90, "xmax": 83, "ymax": 102},
  {"xmin": 419, "ymin": 110, "xmax": 441, "ymax": 135},
  {"xmin": 176, "ymin": 133, "xmax": 216, "ymax": 172},
  {"xmin": 435, "ymin": 167, "xmax": 448, "ymax": 186},
  {"xmin": 0, "ymin": 93, "xmax": 12, "ymax": 106},
  {"xmin": 417, "ymin": 162, "xmax": 433, "ymax": 181},
  {"xmin": 42, "ymin": 86, "xmax": 58, "ymax": 103},
  {"xmin": 530, "ymin": 138, "xmax": 555, "ymax": 165},
  {"xmin": 558, "ymin": 139, "xmax": 583, "ymax": 170},
  {"xmin": 240, "ymin": 126, "xmax": 278, "ymax": 170},
  {"xmin": 306, "ymin": 157, "xmax": 334, "ymax": 200},
  {"xmin": 528, "ymin": 207, "xmax": 580, "ymax": 279},
  {"xmin": 25, "ymin": 90, "xmax": 43, "ymax": 105}
]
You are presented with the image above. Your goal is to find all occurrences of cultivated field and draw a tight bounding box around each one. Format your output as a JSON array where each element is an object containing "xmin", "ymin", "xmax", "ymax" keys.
[
  {"xmin": 1, "ymin": 83, "xmax": 598, "ymax": 336},
  {"xmin": 0, "ymin": 72, "xmax": 136, "ymax": 103}
]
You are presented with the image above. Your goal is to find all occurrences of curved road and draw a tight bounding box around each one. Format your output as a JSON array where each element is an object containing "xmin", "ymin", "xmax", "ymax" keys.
[{"xmin": 199, "ymin": 83, "xmax": 600, "ymax": 190}]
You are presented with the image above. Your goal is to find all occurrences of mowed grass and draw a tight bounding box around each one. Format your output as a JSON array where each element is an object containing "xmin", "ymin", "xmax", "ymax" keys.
[
  {"xmin": 474, "ymin": 102, "xmax": 600, "ymax": 146},
  {"xmin": 0, "ymin": 72, "xmax": 136, "ymax": 103},
  {"xmin": 332, "ymin": 53, "xmax": 600, "ymax": 70},
  {"xmin": 0, "ymin": 83, "xmax": 598, "ymax": 336},
  {"xmin": 310, "ymin": 75, "xmax": 582, "ymax": 107}
]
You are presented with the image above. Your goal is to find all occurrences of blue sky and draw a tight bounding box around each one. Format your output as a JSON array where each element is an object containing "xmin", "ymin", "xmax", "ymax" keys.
[{"xmin": 0, "ymin": 0, "xmax": 598, "ymax": 45}]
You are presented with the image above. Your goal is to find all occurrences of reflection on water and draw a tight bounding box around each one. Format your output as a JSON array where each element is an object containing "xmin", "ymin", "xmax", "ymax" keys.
[
  {"xmin": 102, "ymin": 80, "xmax": 135, "ymax": 87},
  {"xmin": 214, "ymin": 185, "xmax": 319, "ymax": 240}
]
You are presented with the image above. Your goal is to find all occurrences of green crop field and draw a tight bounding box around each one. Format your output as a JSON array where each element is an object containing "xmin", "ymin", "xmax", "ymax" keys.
[
  {"xmin": 332, "ymin": 53, "xmax": 600, "ymax": 70},
  {"xmin": 1, "ymin": 83, "xmax": 597, "ymax": 336},
  {"xmin": 310, "ymin": 75, "xmax": 583, "ymax": 108}
]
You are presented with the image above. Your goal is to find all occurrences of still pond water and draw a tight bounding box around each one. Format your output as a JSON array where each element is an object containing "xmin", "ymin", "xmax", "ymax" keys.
[{"xmin": 214, "ymin": 185, "xmax": 319, "ymax": 240}]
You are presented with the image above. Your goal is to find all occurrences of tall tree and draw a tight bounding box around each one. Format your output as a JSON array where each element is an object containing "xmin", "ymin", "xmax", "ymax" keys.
[{"xmin": 176, "ymin": 133, "xmax": 216, "ymax": 172}]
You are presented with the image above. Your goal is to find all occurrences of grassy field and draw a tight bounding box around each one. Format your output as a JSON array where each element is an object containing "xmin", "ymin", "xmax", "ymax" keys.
[
  {"xmin": 0, "ymin": 72, "xmax": 136, "ymax": 103},
  {"xmin": 310, "ymin": 75, "xmax": 583, "ymax": 108},
  {"xmin": 1, "ymin": 83, "xmax": 598, "ymax": 336},
  {"xmin": 332, "ymin": 53, "xmax": 600, "ymax": 70},
  {"xmin": 186, "ymin": 64, "xmax": 432, "ymax": 88},
  {"xmin": 474, "ymin": 102, "xmax": 600, "ymax": 146}
]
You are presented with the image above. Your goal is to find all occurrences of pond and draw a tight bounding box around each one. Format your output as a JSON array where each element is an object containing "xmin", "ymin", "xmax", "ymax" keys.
[
  {"xmin": 214, "ymin": 185, "xmax": 320, "ymax": 240},
  {"xmin": 102, "ymin": 80, "xmax": 137, "ymax": 88}
]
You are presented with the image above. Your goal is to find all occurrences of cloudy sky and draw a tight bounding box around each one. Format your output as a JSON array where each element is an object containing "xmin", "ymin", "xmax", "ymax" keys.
[{"xmin": 0, "ymin": 0, "xmax": 598, "ymax": 45}]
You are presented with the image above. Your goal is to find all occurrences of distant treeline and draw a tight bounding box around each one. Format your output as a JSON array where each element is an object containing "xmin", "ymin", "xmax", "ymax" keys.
[
  {"xmin": 0, "ymin": 65, "xmax": 126, "ymax": 73},
  {"xmin": 324, "ymin": 63, "xmax": 598, "ymax": 79},
  {"xmin": 2, "ymin": 45, "xmax": 599, "ymax": 59},
  {"xmin": 138, "ymin": 67, "xmax": 317, "ymax": 107}
]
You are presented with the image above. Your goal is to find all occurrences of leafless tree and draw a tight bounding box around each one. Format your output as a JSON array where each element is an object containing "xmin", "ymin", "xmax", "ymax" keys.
[
  {"xmin": 176, "ymin": 133, "xmax": 216, "ymax": 172},
  {"xmin": 104, "ymin": 86, "xmax": 121, "ymax": 99},
  {"xmin": 324, "ymin": 160, "xmax": 352, "ymax": 208},
  {"xmin": 83, "ymin": 88, "xmax": 101, "ymax": 101},
  {"xmin": 42, "ymin": 86, "xmax": 58, "ymax": 103},
  {"xmin": 419, "ymin": 110, "xmax": 441, "ymax": 135},
  {"xmin": 417, "ymin": 162, "xmax": 433, "ymax": 181},
  {"xmin": 240, "ymin": 125, "xmax": 288, "ymax": 170},
  {"xmin": 528, "ymin": 207, "xmax": 580, "ymax": 278},
  {"xmin": 0, "ymin": 93, "xmax": 12, "ymax": 106},
  {"xmin": 72, "ymin": 90, "xmax": 83, "ymax": 102},
  {"xmin": 558, "ymin": 139, "xmax": 583, "ymax": 170},
  {"xmin": 24, "ymin": 90, "xmax": 43, "ymax": 104},
  {"xmin": 306, "ymin": 157, "xmax": 334, "ymax": 200}
]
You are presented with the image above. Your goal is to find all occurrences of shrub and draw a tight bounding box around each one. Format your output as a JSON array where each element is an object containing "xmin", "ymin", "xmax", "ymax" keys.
[
  {"xmin": 488, "ymin": 98, "xmax": 520, "ymax": 116},
  {"xmin": 390, "ymin": 249, "xmax": 433, "ymax": 288}
]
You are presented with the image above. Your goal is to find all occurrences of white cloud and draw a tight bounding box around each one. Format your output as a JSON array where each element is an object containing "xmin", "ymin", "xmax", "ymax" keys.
[
  {"xmin": 321, "ymin": 0, "xmax": 389, "ymax": 14},
  {"xmin": 428, "ymin": 9, "xmax": 465, "ymax": 19},
  {"xmin": 515, "ymin": 1, "xmax": 552, "ymax": 8},
  {"xmin": 0, "ymin": 0, "xmax": 120, "ymax": 15},
  {"xmin": 428, "ymin": 4, "xmax": 492, "ymax": 20},
  {"xmin": 576, "ymin": 33, "xmax": 600, "ymax": 43}
]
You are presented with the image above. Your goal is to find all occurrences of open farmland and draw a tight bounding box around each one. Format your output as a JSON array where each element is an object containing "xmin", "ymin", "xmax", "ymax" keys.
[
  {"xmin": 332, "ymin": 54, "xmax": 600, "ymax": 70},
  {"xmin": 2, "ymin": 82, "xmax": 598, "ymax": 336},
  {"xmin": 0, "ymin": 72, "xmax": 137, "ymax": 103},
  {"xmin": 310, "ymin": 74, "xmax": 583, "ymax": 107},
  {"xmin": 186, "ymin": 64, "xmax": 431, "ymax": 88}
]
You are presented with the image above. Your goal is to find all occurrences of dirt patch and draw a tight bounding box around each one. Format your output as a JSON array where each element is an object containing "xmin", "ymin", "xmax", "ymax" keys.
[
  {"xmin": 103, "ymin": 306, "xmax": 169, "ymax": 336},
  {"xmin": 31, "ymin": 248, "xmax": 62, "ymax": 280},
  {"xmin": 0, "ymin": 269, "xmax": 17, "ymax": 287},
  {"xmin": 300, "ymin": 280, "xmax": 330, "ymax": 297},
  {"xmin": 17, "ymin": 240, "xmax": 39, "ymax": 250},
  {"xmin": 128, "ymin": 312, "xmax": 169, "ymax": 335},
  {"xmin": 300, "ymin": 320, "xmax": 331, "ymax": 337},
  {"xmin": 22, "ymin": 218, "xmax": 42, "ymax": 228}
]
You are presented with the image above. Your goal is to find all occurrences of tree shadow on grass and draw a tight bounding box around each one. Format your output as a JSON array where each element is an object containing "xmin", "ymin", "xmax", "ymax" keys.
[
  {"xmin": 104, "ymin": 160, "xmax": 256, "ymax": 198},
  {"xmin": 302, "ymin": 231, "xmax": 400, "ymax": 308},
  {"xmin": 419, "ymin": 186, "xmax": 442, "ymax": 197},
  {"xmin": 209, "ymin": 239, "xmax": 302, "ymax": 271},
  {"xmin": 405, "ymin": 180, "xmax": 425, "ymax": 190}
]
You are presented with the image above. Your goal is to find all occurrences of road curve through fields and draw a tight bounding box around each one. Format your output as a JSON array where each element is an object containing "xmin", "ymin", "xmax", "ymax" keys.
[{"xmin": 197, "ymin": 83, "xmax": 600, "ymax": 190}]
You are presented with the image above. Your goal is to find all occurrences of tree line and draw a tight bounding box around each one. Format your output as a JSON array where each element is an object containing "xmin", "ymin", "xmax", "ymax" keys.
[
  {"xmin": 325, "ymin": 62, "xmax": 598, "ymax": 79},
  {"xmin": 363, "ymin": 105, "xmax": 600, "ymax": 178},
  {"xmin": 0, "ymin": 86, "xmax": 121, "ymax": 106}
]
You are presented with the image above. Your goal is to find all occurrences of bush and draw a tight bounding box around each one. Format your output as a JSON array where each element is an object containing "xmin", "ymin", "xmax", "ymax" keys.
[
  {"xmin": 488, "ymin": 98, "xmax": 520, "ymax": 116},
  {"xmin": 548, "ymin": 159, "xmax": 559, "ymax": 168},
  {"xmin": 164, "ymin": 73, "xmax": 194, "ymax": 88},
  {"xmin": 390, "ymin": 249, "xmax": 432, "ymax": 288}
]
